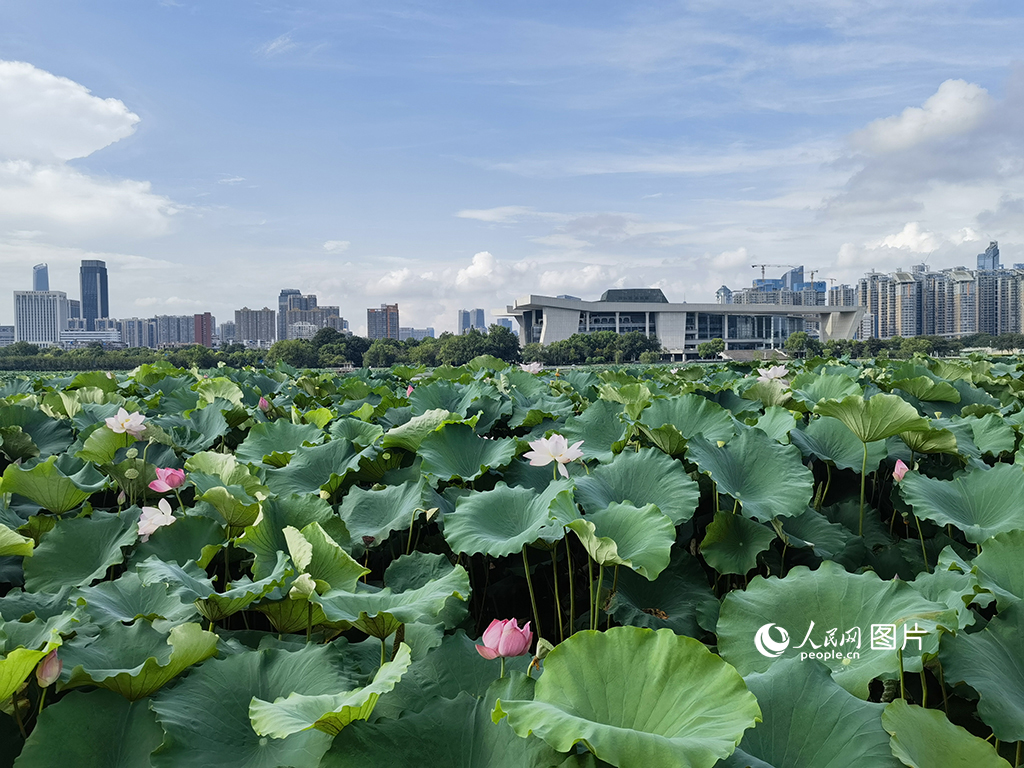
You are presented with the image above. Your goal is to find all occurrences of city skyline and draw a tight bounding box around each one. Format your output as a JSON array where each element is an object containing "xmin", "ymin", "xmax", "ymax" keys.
[{"xmin": 2, "ymin": 4, "xmax": 1024, "ymax": 333}]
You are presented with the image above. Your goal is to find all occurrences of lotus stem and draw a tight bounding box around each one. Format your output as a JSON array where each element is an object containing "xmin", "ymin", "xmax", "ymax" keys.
[
  {"xmin": 919, "ymin": 670, "xmax": 927, "ymax": 707},
  {"xmin": 859, "ymin": 441, "xmax": 868, "ymax": 536},
  {"xmin": 38, "ymin": 687, "xmax": 45, "ymax": 716},
  {"xmin": 821, "ymin": 463, "xmax": 832, "ymax": 510},
  {"xmin": 500, "ymin": 657, "xmax": 506, "ymax": 679},
  {"xmin": 522, "ymin": 548, "xmax": 542, "ymax": 642},
  {"xmin": 713, "ymin": 481, "xmax": 719, "ymax": 515},
  {"xmin": 12, "ymin": 694, "xmax": 26, "ymax": 740},
  {"xmin": 938, "ymin": 660, "xmax": 949, "ymax": 712},
  {"xmin": 593, "ymin": 566, "xmax": 605, "ymax": 631},
  {"xmin": 172, "ymin": 488, "xmax": 185, "ymax": 513},
  {"xmin": 898, "ymin": 648, "xmax": 905, "ymax": 700},
  {"xmin": 406, "ymin": 507, "xmax": 420, "ymax": 555},
  {"xmin": 913, "ymin": 513, "xmax": 929, "ymax": 572},
  {"xmin": 380, "ymin": 638, "xmax": 386, "ymax": 667},
  {"xmin": 306, "ymin": 603, "xmax": 312, "ymax": 644},
  {"xmin": 587, "ymin": 556, "xmax": 594, "ymax": 630},
  {"xmin": 551, "ymin": 550, "xmax": 564, "ymax": 643},
  {"xmin": 606, "ymin": 565, "xmax": 619, "ymax": 631},
  {"xmin": 566, "ymin": 538, "xmax": 575, "ymax": 636},
  {"xmin": 1014, "ymin": 741, "xmax": 1020, "ymax": 767}
]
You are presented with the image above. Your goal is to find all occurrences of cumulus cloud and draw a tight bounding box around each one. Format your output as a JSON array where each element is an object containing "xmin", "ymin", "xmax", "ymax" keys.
[
  {"xmin": 711, "ymin": 246, "xmax": 750, "ymax": 269},
  {"xmin": 866, "ymin": 222, "xmax": 942, "ymax": 253},
  {"xmin": 323, "ymin": 240, "xmax": 350, "ymax": 252},
  {"xmin": 851, "ymin": 79, "xmax": 993, "ymax": 155},
  {"xmin": 0, "ymin": 61, "xmax": 175, "ymax": 243}
]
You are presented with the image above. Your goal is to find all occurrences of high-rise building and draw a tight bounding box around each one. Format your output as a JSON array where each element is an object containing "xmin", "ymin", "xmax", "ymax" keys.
[
  {"xmin": 194, "ymin": 312, "xmax": 215, "ymax": 347},
  {"xmin": 283, "ymin": 294, "xmax": 340, "ymax": 335},
  {"xmin": 68, "ymin": 299, "xmax": 80, "ymax": 319},
  {"xmin": 117, "ymin": 318, "xmax": 156, "ymax": 348},
  {"xmin": 235, "ymin": 307, "xmax": 276, "ymax": 345},
  {"xmin": 495, "ymin": 318, "xmax": 516, "ymax": 334},
  {"xmin": 219, "ymin": 321, "xmax": 236, "ymax": 343},
  {"xmin": 0, "ymin": 326, "xmax": 14, "ymax": 347},
  {"xmin": 367, "ymin": 304, "xmax": 400, "ymax": 339},
  {"xmin": 458, "ymin": 308, "xmax": 486, "ymax": 334},
  {"xmin": 399, "ymin": 327, "xmax": 435, "ymax": 341},
  {"xmin": 79, "ymin": 260, "xmax": 109, "ymax": 331},
  {"xmin": 13, "ymin": 291, "xmax": 69, "ymax": 345},
  {"xmin": 977, "ymin": 241, "xmax": 1001, "ymax": 271},
  {"xmin": 154, "ymin": 315, "xmax": 195, "ymax": 346},
  {"xmin": 277, "ymin": 289, "xmax": 301, "ymax": 341},
  {"xmin": 32, "ymin": 264, "xmax": 48, "ymax": 291}
]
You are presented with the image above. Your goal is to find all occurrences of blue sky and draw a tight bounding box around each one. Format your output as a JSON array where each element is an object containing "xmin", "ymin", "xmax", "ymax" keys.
[{"xmin": 3, "ymin": 1, "xmax": 1024, "ymax": 333}]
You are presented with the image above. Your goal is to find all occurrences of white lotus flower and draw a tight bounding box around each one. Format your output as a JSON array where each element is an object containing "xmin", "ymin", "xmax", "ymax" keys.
[
  {"xmin": 523, "ymin": 434, "xmax": 584, "ymax": 478},
  {"xmin": 138, "ymin": 498, "xmax": 176, "ymax": 542},
  {"xmin": 105, "ymin": 407, "xmax": 146, "ymax": 439},
  {"xmin": 757, "ymin": 365, "xmax": 788, "ymax": 383},
  {"xmin": 520, "ymin": 362, "xmax": 543, "ymax": 374}
]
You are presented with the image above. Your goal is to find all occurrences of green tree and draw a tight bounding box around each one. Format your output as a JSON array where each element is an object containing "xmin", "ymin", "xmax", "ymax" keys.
[
  {"xmin": 483, "ymin": 324, "xmax": 522, "ymax": 363},
  {"xmin": 266, "ymin": 339, "xmax": 318, "ymax": 368},
  {"xmin": 697, "ymin": 338, "xmax": 725, "ymax": 359},
  {"xmin": 362, "ymin": 339, "xmax": 405, "ymax": 368}
]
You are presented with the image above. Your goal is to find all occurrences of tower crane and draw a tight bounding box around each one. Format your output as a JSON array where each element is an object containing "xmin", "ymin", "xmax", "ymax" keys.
[{"xmin": 751, "ymin": 264, "xmax": 798, "ymax": 280}]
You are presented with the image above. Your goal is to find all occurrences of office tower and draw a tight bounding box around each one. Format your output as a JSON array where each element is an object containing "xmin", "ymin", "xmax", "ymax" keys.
[
  {"xmin": 0, "ymin": 326, "xmax": 14, "ymax": 347},
  {"xmin": 715, "ymin": 286, "xmax": 733, "ymax": 304},
  {"xmin": 68, "ymin": 299, "xmax": 80, "ymax": 319},
  {"xmin": 194, "ymin": 312, "xmax": 215, "ymax": 347},
  {"xmin": 283, "ymin": 294, "xmax": 339, "ymax": 337},
  {"xmin": 13, "ymin": 291, "xmax": 69, "ymax": 345},
  {"xmin": 79, "ymin": 260, "xmax": 109, "ymax": 331},
  {"xmin": 495, "ymin": 318, "xmax": 515, "ymax": 333},
  {"xmin": 977, "ymin": 241, "xmax": 1000, "ymax": 271},
  {"xmin": 458, "ymin": 308, "xmax": 486, "ymax": 334},
  {"xmin": 117, "ymin": 318, "xmax": 156, "ymax": 348},
  {"xmin": 367, "ymin": 304, "xmax": 400, "ymax": 339},
  {"xmin": 32, "ymin": 264, "xmax": 48, "ymax": 291},
  {"xmin": 235, "ymin": 307, "xmax": 276, "ymax": 345},
  {"xmin": 220, "ymin": 321, "xmax": 236, "ymax": 343},
  {"xmin": 278, "ymin": 289, "xmax": 301, "ymax": 341},
  {"xmin": 399, "ymin": 327, "xmax": 435, "ymax": 341}
]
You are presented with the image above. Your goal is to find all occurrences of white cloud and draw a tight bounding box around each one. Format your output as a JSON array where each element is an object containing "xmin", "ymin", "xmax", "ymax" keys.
[
  {"xmin": 255, "ymin": 33, "xmax": 298, "ymax": 57},
  {"xmin": 134, "ymin": 296, "xmax": 205, "ymax": 308},
  {"xmin": 851, "ymin": 79, "xmax": 993, "ymax": 154},
  {"xmin": 711, "ymin": 246, "xmax": 750, "ymax": 269},
  {"xmin": 867, "ymin": 222, "xmax": 942, "ymax": 252},
  {"xmin": 455, "ymin": 205, "xmax": 534, "ymax": 223},
  {"xmin": 0, "ymin": 60, "xmax": 140, "ymax": 163},
  {"xmin": 323, "ymin": 240, "xmax": 350, "ymax": 252},
  {"xmin": 530, "ymin": 234, "xmax": 590, "ymax": 249},
  {"xmin": 455, "ymin": 251, "xmax": 502, "ymax": 287},
  {"xmin": 217, "ymin": 176, "xmax": 246, "ymax": 185}
]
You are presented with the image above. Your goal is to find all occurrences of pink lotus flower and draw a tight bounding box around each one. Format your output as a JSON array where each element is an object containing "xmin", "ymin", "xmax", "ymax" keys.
[
  {"xmin": 138, "ymin": 498, "xmax": 176, "ymax": 542},
  {"xmin": 475, "ymin": 618, "xmax": 532, "ymax": 660},
  {"xmin": 520, "ymin": 362, "xmax": 543, "ymax": 374},
  {"xmin": 36, "ymin": 650, "xmax": 61, "ymax": 688},
  {"xmin": 149, "ymin": 467, "xmax": 186, "ymax": 493},
  {"xmin": 893, "ymin": 459, "xmax": 910, "ymax": 482},
  {"xmin": 258, "ymin": 397, "xmax": 271, "ymax": 412},
  {"xmin": 523, "ymin": 434, "xmax": 584, "ymax": 478},
  {"xmin": 105, "ymin": 407, "xmax": 146, "ymax": 439},
  {"xmin": 406, "ymin": 385, "xmax": 414, "ymax": 396}
]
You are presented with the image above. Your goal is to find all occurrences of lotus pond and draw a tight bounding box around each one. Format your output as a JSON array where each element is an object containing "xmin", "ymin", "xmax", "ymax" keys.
[{"xmin": 1, "ymin": 355, "xmax": 1023, "ymax": 767}]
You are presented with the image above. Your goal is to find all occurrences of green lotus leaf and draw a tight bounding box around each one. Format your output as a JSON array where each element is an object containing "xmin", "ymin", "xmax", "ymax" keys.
[
  {"xmin": 881, "ymin": 699, "xmax": 1011, "ymax": 768},
  {"xmin": 509, "ymin": 388, "xmax": 575, "ymax": 428},
  {"xmin": 134, "ymin": 556, "xmax": 216, "ymax": 604},
  {"xmin": 973, "ymin": 530, "xmax": 1024, "ymax": 609},
  {"xmin": 899, "ymin": 463, "xmax": 1024, "ymax": 543},
  {"xmin": 0, "ymin": 524, "xmax": 33, "ymax": 557},
  {"xmin": 495, "ymin": 627, "xmax": 760, "ymax": 768},
  {"xmin": 814, "ymin": 394, "xmax": 930, "ymax": 443},
  {"xmin": 237, "ymin": 494, "xmax": 348, "ymax": 580},
  {"xmin": 700, "ymin": 510, "xmax": 777, "ymax": 575},
  {"xmin": 283, "ymin": 521, "xmax": 368, "ymax": 592},
  {"xmin": 410, "ymin": 380, "xmax": 508, "ymax": 432},
  {"xmin": 23, "ymin": 509, "xmax": 139, "ymax": 593},
  {"xmin": 72, "ymin": 570, "xmax": 200, "ymax": 630},
  {"xmin": 194, "ymin": 551, "xmax": 295, "ymax": 621},
  {"xmin": 789, "ymin": 371, "xmax": 862, "ymax": 407},
  {"xmin": 76, "ymin": 424, "xmax": 136, "ymax": 465},
  {"xmin": 264, "ymin": 438, "xmax": 371, "ymax": 497},
  {"xmin": 742, "ymin": 379, "xmax": 791, "ymax": 408},
  {"xmin": 750, "ymin": 405, "xmax": 798, "ymax": 444},
  {"xmin": 340, "ymin": 478, "xmax": 440, "ymax": 551},
  {"xmin": 249, "ymin": 643, "xmax": 411, "ymax": 737},
  {"xmin": 151, "ymin": 643, "xmax": 356, "ymax": 768},
  {"xmin": 574, "ymin": 448, "xmax": 699, "ymax": 524},
  {"xmin": 418, "ymin": 423, "xmax": 517, "ymax": 484},
  {"xmin": 253, "ymin": 593, "xmax": 328, "ymax": 634},
  {"xmin": 637, "ymin": 392, "xmax": 736, "ymax": 448},
  {"xmin": 129, "ymin": 512, "xmax": 226, "ymax": 568},
  {"xmin": 0, "ymin": 637, "xmax": 62, "ymax": 702},
  {"xmin": 0, "ymin": 424, "xmax": 39, "ymax": 462},
  {"xmin": 311, "ymin": 552, "xmax": 469, "ymax": 639},
  {"xmin": 236, "ymin": 420, "xmax": 324, "ymax": 467},
  {"xmin": 961, "ymin": 412, "xmax": 1016, "ymax": 456},
  {"xmin": 686, "ymin": 428, "xmax": 813, "ymax": 520},
  {"xmin": 721, "ymin": 659, "xmax": 899, "ymax": 768},
  {"xmin": 1, "ymin": 454, "xmax": 106, "ymax": 514},
  {"xmin": 186, "ymin": 451, "xmax": 269, "ymax": 528},
  {"xmin": 444, "ymin": 480, "xmax": 574, "ymax": 557},
  {"xmin": 329, "ymin": 418, "xmax": 384, "ymax": 449},
  {"xmin": 61, "ymin": 621, "xmax": 217, "ymax": 700},
  {"xmin": 14, "ymin": 689, "xmax": 164, "ymax": 768},
  {"xmin": 559, "ymin": 400, "xmax": 628, "ymax": 464},
  {"xmin": 567, "ymin": 502, "xmax": 674, "ymax": 579},
  {"xmin": 907, "ymin": 560, "xmax": 983, "ymax": 631},
  {"xmin": 607, "ymin": 549, "xmax": 719, "ymax": 637},
  {"xmin": 324, "ymin": 679, "xmax": 562, "ymax": 768},
  {"xmin": 790, "ymin": 417, "xmax": 887, "ymax": 471},
  {"xmin": 892, "ymin": 376, "xmax": 961, "ymax": 403},
  {"xmin": 0, "ymin": 403, "xmax": 74, "ymax": 457},
  {"xmin": 381, "ymin": 408, "xmax": 463, "ymax": 452},
  {"xmin": 898, "ymin": 426, "xmax": 959, "ymax": 455},
  {"xmin": 195, "ymin": 376, "xmax": 244, "ymax": 407},
  {"xmin": 940, "ymin": 604, "xmax": 1024, "ymax": 742},
  {"xmin": 779, "ymin": 506, "xmax": 864, "ymax": 566},
  {"xmin": 718, "ymin": 560, "xmax": 955, "ymax": 697}
]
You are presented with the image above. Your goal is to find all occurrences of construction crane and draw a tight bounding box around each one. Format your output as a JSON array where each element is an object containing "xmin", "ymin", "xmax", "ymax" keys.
[{"xmin": 751, "ymin": 264, "xmax": 798, "ymax": 280}]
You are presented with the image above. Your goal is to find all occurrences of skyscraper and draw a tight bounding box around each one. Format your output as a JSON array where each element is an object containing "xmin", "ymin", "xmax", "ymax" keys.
[
  {"xmin": 32, "ymin": 264, "xmax": 48, "ymax": 291},
  {"xmin": 367, "ymin": 304, "xmax": 400, "ymax": 339},
  {"xmin": 80, "ymin": 260, "xmax": 109, "ymax": 331},
  {"xmin": 278, "ymin": 289, "xmax": 300, "ymax": 341},
  {"xmin": 458, "ymin": 308, "xmax": 486, "ymax": 334},
  {"xmin": 194, "ymin": 312, "xmax": 215, "ymax": 347},
  {"xmin": 13, "ymin": 291, "xmax": 69, "ymax": 345},
  {"xmin": 235, "ymin": 307, "xmax": 276, "ymax": 345},
  {"xmin": 977, "ymin": 241, "xmax": 1001, "ymax": 271}
]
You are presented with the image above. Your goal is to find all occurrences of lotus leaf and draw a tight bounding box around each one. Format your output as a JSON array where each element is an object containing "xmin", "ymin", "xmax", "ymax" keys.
[
  {"xmin": 339, "ymin": 477, "xmax": 440, "ymax": 552},
  {"xmin": 0, "ymin": 525, "xmax": 33, "ymax": 557},
  {"xmin": 559, "ymin": 399, "xmax": 628, "ymax": 464},
  {"xmin": 282, "ymin": 521, "xmax": 368, "ymax": 592},
  {"xmin": 789, "ymin": 417, "xmax": 887, "ymax": 471},
  {"xmin": 495, "ymin": 627, "xmax": 760, "ymax": 768},
  {"xmin": 72, "ymin": 571, "xmax": 200, "ymax": 630},
  {"xmin": 638, "ymin": 392, "xmax": 736, "ymax": 446},
  {"xmin": 973, "ymin": 530, "xmax": 1024, "ymax": 609},
  {"xmin": 567, "ymin": 502, "xmax": 674, "ymax": 579},
  {"xmin": 236, "ymin": 494, "xmax": 348, "ymax": 580},
  {"xmin": 700, "ymin": 511, "xmax": 777, "ymax": 575},
  {"xmin": 574, "ymin": 448, "xmax": 699, "ymax": 524},
  {"xmin": 24, "ymin": 509, "xmax": 139, "ymax": 593},
  {"xmin": 263, "ymin": 438, "xmax": 370, "ymax": 497},
  {"xmin": 814, "ymin": 394, "xmax": 930, "ymax": 443},
  {"xmin": 881, "ymin": 699, "xmax": 1011, "ymax": 768},
  {"xmin": 418, "ymin": 423, "xmax": 517, "ymax": 483},
  {"xmin": 1, "ymin": 454, "xmax": 106, "ymax": 514},
  {"xmin": 235, "ymin": 420, "xmax": 324, "ymax": 466}
]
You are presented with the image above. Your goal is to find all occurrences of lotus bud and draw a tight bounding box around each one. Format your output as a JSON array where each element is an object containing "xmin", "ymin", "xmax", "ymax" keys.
[
  {"xmin": 149, "ymin": 467, "xmax": 186, "ymax": 493},
  {"xmin": 475, "ymin": 618, "xmax": 533, "ymax": 660},
  {"xmin": 893, "ymin": 459, "xmax": 910, "ymax": 482},
  {"xmin": 36, "ymin": 650, "xmax": 61, "ymax": 688},
  {"xmin": 406, "ymin": 385, "xmax": 414, "ymax": 396},
  {"xmin": 258, "ymin": 396, "xmax": 271, "ymax": 412}
]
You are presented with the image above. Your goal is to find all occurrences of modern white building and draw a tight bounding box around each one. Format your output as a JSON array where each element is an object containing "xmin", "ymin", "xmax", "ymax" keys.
[
  {"xmin": 13, "ymin": 291, "xmax": 69, "ymax": 346},
  {"xmin": 500, "ymin": 288, "xmax": 864, "ymax": 361}
]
